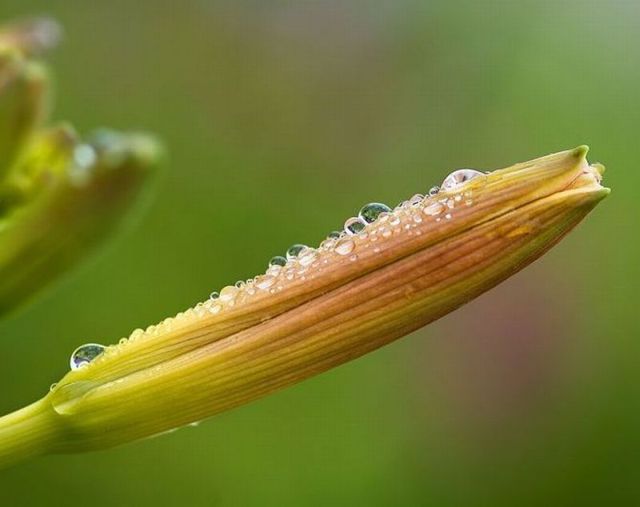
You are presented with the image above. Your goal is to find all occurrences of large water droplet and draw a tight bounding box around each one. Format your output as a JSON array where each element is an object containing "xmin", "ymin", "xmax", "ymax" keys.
[
  {"xmin": 344, "ymin": 217, "xmax": 366, "ymax": 235},
  {"xmin": 69, "ymin": 343, "xmax": 105, "ymax": 370},
  {"xmin": 359, "ymin": 203, "xmax": 391, "ymax": 224},
  {"xmin": 269, "ymin": 256, "xmax": 287, "ymax": 267},
  {"xmin": 327, "ymin": 230, "xmax": 342, "ymax": 239},
  {"xmin": 441, "ymin": 169, "xmax": 484, "ymax": 191},
  {"xmin": 286, "ymin": 244, "xmax": 306, "ymax": 260}
]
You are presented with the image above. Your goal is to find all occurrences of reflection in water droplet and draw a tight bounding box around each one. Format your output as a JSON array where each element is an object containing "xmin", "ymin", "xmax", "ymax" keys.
[
  {"xmin": 70, "ymin": 343, "xmax": 106, "ymax": 370},
  {"xmin": 428, "ymin": 186, "xmax": 440, "ymax": 196},
  {"xmin": 327, "ymin": 231, "xmax": 342, "ymax": 239},
  {"xmin": 441, "ymin": 169, "xmax": 484, "ymax": 191},
  {"xmin": 269, "ymin": 256, "xmax": 287, "ymax": 267},
  {"xmin": 209, "ymin": 291, "xmax": 219, "ymax": 300},
  {"xmin": 335, "ymin": 238, "xmax": 355, "ymax": 255},
  {"xmin": 359, "ymin": 203, "xmax": 391, "ymax": 224},
  {"xmin": 344, "ymin": 217, "xmax": 366, "ymax": 235},
  {"xmin": 286, "ymin": 244, "xmax": 306, "ymax": 260}
]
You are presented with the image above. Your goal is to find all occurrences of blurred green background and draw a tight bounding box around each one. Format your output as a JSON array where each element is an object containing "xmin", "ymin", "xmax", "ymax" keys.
[{"xmin": 0, "ymin": 1, "xmax": 637, "ymax": 505}]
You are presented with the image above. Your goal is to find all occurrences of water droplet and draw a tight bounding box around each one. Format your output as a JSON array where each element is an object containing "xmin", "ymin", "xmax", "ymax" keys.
[
  {"xmin": 428, "ymin": 186, "xmax": 440, "ymax": 196},
  {"xmin": 412, "ymin": 213, "xmax": 423, "ymax": 223},
  {"xmin": 327, "ymin": 231, "xmax": 342, "ymax": 239},
  {"xmin": 69, "ymin": 343, "xmax": 105, "ymax": 370},
  {"xmin": 298, "ymin": 247, "xmax": 317, "ymax": 266},
  {"xmin": 423, "ymin": 201, "xmax": 444, "ymax": 216},
  {"xmin": 209, "ymin": 291, "xmax": 219, "ymax": 300},
  {"xmin": 445, "ymin": 213, "xmax": 452, "ymax": 220},
  {"xmin": 409, "ymin": 194, "xmax": 424, "ymax": 206},
  {"xmin": 219, "ymin": 285, "xmax": 238, "ymax": 302},
  {"xmin": 255, "ymin": 274, "xmax": 276, "ymax": 290},
  {"xmin": 49, "ymin": 383, "xmax": 58, "ymax": 392},
  {"xmin": 359, "ymin": 203, "xmax": 392, "ymax": 224},
  {"xmin": 286, "ymin": 244, "xmax": 306, "ymax": 260},
  {"xmin": 269, "ymin": 255, "xmax": 287, "ymax": 267},
  {"xmin": 349, "ymin": 254, "xmax": 358, "ymax": 262},
  {"xmin": 441, "ymin": 169, "xmax": 484, "ymax": 191},
  {"xmin": 335, "ymin": 238, "xmax": 355, "ymax": 255},
  {"xmin": 344, "ymin": 217, "xmax": 366, "ymax": 235},
  {"xmin": 209, "ymin": 304, "xmax": 222, "ymax": 314}
]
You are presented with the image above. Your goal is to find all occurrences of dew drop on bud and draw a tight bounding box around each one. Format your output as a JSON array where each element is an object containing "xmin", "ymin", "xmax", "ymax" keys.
[
  {"xmin": 423, "ymin": 201, "xmax": 445, "ymax": 216},
  {"xmin": 286, "ymin": 244, "xmax": 306, "ymax": 260},
  {"xmin": 441, "ymin": 169, "xmax": 484, "ymax": 191},
  {"xmin": 209, "ymin": 291, "xmax": 219, "ymax": 300},
  {"xmin": 327, "ymin": 231, "xmax": 342, "ymax": 239},
  {"xmin": 344, "ymin": 217, "xmax": 366, "ymax": 235},
  {"xmin": 298, "ymin": 247, "xmax": 317, "ymax": 266},
  {"xmin": 359, "ymin": 203, "xmax": 392, "ymax": 224},
  {"xmin": 70, "ymin": 343, "xmax": 105, "ymax": 370},
  {"xmin": 269, "ymin": 256, "xmax": 287, "ymax": 267},
  {"xmin": 428, "ymin": 186, "xmax": 440, "ymax": 196},
  {"xmin": 335, "ymin": 238, "xmax": 355, "ymax": 255},
  {"xmin": 255, "ymin": 274, "xmax": 276, "ymax": 290}
]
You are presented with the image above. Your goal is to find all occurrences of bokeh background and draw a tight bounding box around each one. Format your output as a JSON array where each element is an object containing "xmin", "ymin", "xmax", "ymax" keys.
[{"xmin": 0, "ymin": 1, "xmax": 638, "ymax": 505}]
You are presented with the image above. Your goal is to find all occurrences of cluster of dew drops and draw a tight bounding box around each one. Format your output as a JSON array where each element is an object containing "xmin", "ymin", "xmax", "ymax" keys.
[{"xmin": 66, "ymin": 168, "xmax": 486, "ymax": 373}]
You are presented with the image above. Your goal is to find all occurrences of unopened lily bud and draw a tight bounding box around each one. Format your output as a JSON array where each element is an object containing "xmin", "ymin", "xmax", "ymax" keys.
[
  {"xmin": 0, "ymin": 48, "xmax": 49, "ymax": 179},
  {"xmin": 0, "ymin": 17, "xmax": 62, "ymax": 57},
  {"xmin": 0, "ymin": 129, "xmax": 162, "ymax": 316},
  {"xmin": 0, "ymin": 146, "xmax": 608, "ymax": 468}
]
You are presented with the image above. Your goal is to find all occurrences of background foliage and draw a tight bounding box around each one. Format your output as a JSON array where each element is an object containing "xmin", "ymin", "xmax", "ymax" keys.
[{"xmin": 0, "ymin": 1, "xmax": 637, "ymax": 505}]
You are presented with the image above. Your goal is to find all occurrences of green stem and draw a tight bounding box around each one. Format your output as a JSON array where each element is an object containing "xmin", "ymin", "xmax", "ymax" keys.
[{"xmin": 0, "ymin": 399, "xmax": 58, "ymax": 469}]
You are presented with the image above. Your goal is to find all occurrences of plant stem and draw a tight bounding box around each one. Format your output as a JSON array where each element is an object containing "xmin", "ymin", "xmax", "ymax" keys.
[{"xmin": 0, "ymin": 399, "xmax": 58, "ymax": 469}]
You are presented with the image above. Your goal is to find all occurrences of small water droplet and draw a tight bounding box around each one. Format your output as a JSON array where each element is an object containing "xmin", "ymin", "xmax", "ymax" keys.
[
  {"xmin": 349, "ymin": 254, "xmax": 358, "ymax": 262},
  {"xmin": 409, "ymin": 194, "xmax": 424, "ymax": 206},
  {"xmin": 344, "ymin": 217, "xmax": 366, "ymax": 235},
  {"xmin": 327, "ymin": 230, "xmax": 342, "ymax": 239},
  {"xmin": 428, "ymin": 186, "xmax": 440, "ymax": 196},
  {"xmin": 359, "ymin": 203, "xmax": 392, "ymax": 224},
  {"xmin": 441, "ymin": 169, "xmax": 484, "ymax": 191},
  {"xmin": 445, "ymin": 213, "xmax": 452, "ymax": 220},
  {"xmin": 335, "ymin": 238, "xmax": 355, "ymax": 255},
  {"xmin": 69, "ymin": 343, "xmax": 105, "ymax": 370},
  {"xmin": 49, "ymin": 383, "xmax": 58, "ymax": 392},
  {"xmin": 269, "ymin": 255, "xmax": 287, "ymax": 267},
  {"xmin": 209, "ymin": 304, "xmax": 222, "ymax": 314},
  {"xmin": 412, "ymin": 213, "xmax": 423, "ymax": 224},
  {"xmin": 219, "ymin": 285, "xmax": 238, "ymax": 302},
  {"xmin": 298, "ymin": 247, "xmax": 317, "ymax": 266},
  {"xmin": 209, "ymin": 291, "xmax": 219, "ymax": 300},
  {"xmin": 423, "ymin": 201, "xmax": 444, "ymax": 216},
  {"xmin": 286, "ymin": 244, "xmax": 306, "ymax": 260},
  {"xmin": 255, "ymin": 274, "xmax": 276, "ymax": 290}
]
